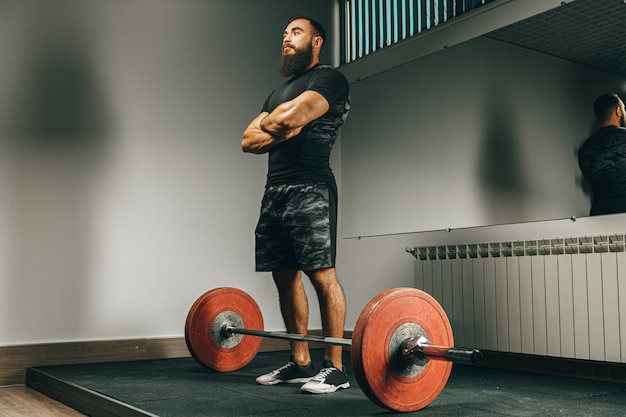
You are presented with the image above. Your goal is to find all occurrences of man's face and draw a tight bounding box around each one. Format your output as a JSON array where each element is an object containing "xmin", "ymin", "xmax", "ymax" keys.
[{"xmin": 279, "ymin": 19, "xmax": 315, "ymax": 77}]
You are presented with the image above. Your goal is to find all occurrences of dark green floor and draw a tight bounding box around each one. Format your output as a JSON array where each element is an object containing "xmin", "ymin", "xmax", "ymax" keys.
[{"xmin": 28, "ymin": 349, "xmax": 626, "ymax": 416}]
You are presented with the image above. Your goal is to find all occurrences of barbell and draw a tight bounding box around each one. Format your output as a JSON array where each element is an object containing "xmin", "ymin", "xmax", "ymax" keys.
[{"xmin": 184, "ymin": 287, "xmax": 482, "ymax": 413}]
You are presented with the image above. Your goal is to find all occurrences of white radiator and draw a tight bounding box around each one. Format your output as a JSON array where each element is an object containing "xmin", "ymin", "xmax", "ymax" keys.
[{"xmin": 412, "ymin": 236, "xmax": 626, "ymax": 363}]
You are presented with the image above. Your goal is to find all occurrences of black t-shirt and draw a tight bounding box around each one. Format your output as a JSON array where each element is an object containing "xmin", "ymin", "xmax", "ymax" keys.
[
  {"xmin": 578, "ymin": 126, "xmax": 626, "ymax": 215},
  {"xmin": 261, "ymin": 64, "xmax": 350, "ymax": 189}
]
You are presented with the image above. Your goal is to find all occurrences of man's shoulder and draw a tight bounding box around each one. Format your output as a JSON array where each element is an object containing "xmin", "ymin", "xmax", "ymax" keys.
[
  {"xmin": 598, "ymin": 126, "xmax": 626, "ymax": 140},
  {"xmin": 306, "ymin": 65, "xmax": 349, "ymax": 94},
  {"xmin": 314, "ymin": 64, "xmax": 340, "ymax": 72},
  {"xmin": 581, "ymin": 126, "xmax": 626, "ymax": 153},
  {"xmin": 309, "ymin": 64, "xmax": 347, "ymax": 80},
  {"xmin": 588, "ymin": 125, "xmax": 626, "ymax": 137}
]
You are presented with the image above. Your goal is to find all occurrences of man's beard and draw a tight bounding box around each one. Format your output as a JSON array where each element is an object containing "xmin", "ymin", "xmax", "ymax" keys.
[{"xmin": 279, "ymin": 44, "xmax": 313, "ymax": 77}]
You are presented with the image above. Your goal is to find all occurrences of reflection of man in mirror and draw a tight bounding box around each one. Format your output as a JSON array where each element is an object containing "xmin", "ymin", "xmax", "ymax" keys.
[{"xmin": 578, "ymin": 92, "xmax": 626, "ymax": 216}]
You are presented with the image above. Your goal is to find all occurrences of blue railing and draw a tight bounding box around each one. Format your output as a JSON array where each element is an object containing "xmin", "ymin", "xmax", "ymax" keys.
[{"xmin": 341, "ymin": 0, "xmax": 498, "ymax": 64}]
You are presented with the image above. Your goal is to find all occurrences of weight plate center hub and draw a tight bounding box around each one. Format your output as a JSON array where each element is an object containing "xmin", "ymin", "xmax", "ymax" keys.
[
  {"xmin": 211, "ymin": 311, "xmax": 244, "ymax": 349},
  {"xmin": 388, "ymin": 322, "xmax": 428, "ymax": 378}
]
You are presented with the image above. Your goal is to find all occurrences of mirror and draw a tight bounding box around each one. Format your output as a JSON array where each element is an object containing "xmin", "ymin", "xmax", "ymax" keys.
[{"xmin": 340, "ymin": 0, "xmax": 626, "ymax": 238}]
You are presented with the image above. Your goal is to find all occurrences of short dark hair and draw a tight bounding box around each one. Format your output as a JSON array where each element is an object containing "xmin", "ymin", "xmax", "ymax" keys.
[
  {"xmin": 288, "ymin": 15, "xmax": 326, "ymax": 44},
  {"xmin": 593, "ymin": 92, "xmax": 622, "ymax": 122}
]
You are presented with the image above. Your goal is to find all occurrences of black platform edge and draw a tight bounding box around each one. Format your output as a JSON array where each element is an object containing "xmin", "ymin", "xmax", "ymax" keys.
[
  {"xmin": 479, "ymin": 350, "xmax": 626, "ymax": 383},
  {"xmin": 26, "ymin": 367, "xmax": 157, "ymax": 417}
]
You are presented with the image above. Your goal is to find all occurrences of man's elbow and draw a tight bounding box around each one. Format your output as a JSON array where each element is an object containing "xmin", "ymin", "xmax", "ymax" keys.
[
  {"xmin": 241, "ymin": 140, "xmax": 255, "ymax": 154},
  {"xmin": 241, "ymin": 132, "xmax": 256, "ymax": 153},
  {"xmin": 241, "ymin": 140, "xmax": 265, "ymax": 154}
]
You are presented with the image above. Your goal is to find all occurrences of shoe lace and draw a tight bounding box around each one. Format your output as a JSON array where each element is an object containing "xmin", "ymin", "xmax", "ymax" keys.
[
  {"xmin": 312, "ymin": 366, "xmax": 336, "ymax": 381},
  {"xmin": 275, "ymin": 361, "xmax": 296, "ymax": 372}
]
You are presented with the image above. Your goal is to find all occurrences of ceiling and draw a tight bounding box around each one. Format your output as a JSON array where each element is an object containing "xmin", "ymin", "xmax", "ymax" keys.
[{"xmin": 485, "ymin": 0, "xmax": 626, "ymax": 77}]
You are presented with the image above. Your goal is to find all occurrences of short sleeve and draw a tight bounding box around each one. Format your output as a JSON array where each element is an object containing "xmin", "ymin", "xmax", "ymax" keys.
[{"xmin": 306, "ymin": 67, "xmax": 349, "ymax": 105}]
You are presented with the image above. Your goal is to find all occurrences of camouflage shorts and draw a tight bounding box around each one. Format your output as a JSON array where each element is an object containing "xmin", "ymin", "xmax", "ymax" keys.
[{"xmin": 255, "ymin": 183, "xmax": 337, "ymax": 272}]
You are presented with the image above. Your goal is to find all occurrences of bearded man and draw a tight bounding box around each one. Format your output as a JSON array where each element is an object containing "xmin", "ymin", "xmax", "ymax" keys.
[{"xmin": 241, "ymin": 16, "xmax": 351, "ymax": 394}]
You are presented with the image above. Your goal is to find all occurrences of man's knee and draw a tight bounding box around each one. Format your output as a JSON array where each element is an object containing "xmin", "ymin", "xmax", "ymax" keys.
[
  {"xmin": 306, "ymin": 268, "xmax": 343, "ymax": 294},
  {"xmin": 272, "ymin": 270, "xmax": 301, "ymax": 290}
]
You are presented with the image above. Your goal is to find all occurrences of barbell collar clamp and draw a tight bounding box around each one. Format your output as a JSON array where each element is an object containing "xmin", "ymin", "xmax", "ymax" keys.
[{"xmin": 401, "ymin": 336, "xmax": 483, "ymax": 365}]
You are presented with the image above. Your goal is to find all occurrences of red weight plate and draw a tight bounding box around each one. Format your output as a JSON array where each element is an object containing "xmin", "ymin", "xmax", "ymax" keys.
[
  {"xmin": 351, "ymin": 288, "xmax": 453, "ymax": 412},
  {"xmin": 185, "ymin": 287, "xmax": 264, "ymax": 372}
]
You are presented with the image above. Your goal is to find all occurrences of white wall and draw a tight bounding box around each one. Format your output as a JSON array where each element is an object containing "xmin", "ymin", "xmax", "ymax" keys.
[{"xmin": 0, "ymin": 0, "xmax": 333, "ymax": 345}]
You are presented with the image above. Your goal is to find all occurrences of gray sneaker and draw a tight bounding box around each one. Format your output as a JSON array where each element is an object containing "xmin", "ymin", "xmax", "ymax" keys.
[
  {"xmin": 300, "ymin": 360, "xmax": 350, "ymax": 394},
  {"xmin": 256, "ymin": 359, "xmax": 316, "ymax": 385}
]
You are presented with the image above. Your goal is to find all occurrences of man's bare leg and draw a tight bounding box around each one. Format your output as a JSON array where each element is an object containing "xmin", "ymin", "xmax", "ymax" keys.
[
  {"xmin": 306, "ymin": 267, "xmax": 346, "ymax": 370},
  {"xmin": 272, "ymin": 270, "xmax": 311, "ymax": 366}
]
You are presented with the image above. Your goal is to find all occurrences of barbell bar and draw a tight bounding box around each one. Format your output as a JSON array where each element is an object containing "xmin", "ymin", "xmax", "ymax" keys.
[
  {"xmin": 222, "ymin": 326, "xmax": 352, "ymax": 347},
  {"xmin": 185, "ymin": 286, "xmax": 482, "ymax": 413},
  {"xmin": 221, "ymin": 325, "xmax": 482, "ymax": 366}
]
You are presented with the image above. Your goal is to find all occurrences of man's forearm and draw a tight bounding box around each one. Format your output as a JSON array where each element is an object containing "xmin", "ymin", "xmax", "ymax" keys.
[
  {"xmin": 242, "ymin": 92, "xmax": 319, "ymax": 154},
  {"xmin": 260, "ymin": 106, "xmax": 302, "ymax": 138},
  {"xmin": 259, "ymin": 107, "xmax": 292, "ymax": 137},
  {"xmin": 242, "ymin": 112, "xmax": 286, "ymax": 154},
  {"xmin": 260, "ymin": 91, "xmax": 329, "ymax": 138},
  {"xmin": 241, "ymin": 130, "xmax": 276, "ymax": 154}
]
